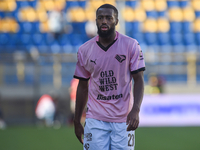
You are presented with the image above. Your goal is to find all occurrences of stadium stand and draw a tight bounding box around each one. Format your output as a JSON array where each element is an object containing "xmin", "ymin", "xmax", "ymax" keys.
[{"xmin": 0, "ymin": 0, "xmax": 199, "ymax": 85}]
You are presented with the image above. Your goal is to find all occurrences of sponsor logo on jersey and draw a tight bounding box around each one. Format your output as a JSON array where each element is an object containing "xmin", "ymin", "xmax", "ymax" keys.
[
  {"xmin": 84, "ymin": 143, "xmax": 90, "ymax": 150},
  {"xmin": 90, "ymin": 59, "xmax": 96, "ymax": 65},
  {"xmin": 97, "ymin": 94, "xmax": 123, "ymax": 100},
  {"xmin": 84, "ymin": 133, "xmax": 92, "ymax": 141},
  {"xmin": 115, "ymin": 54, "xmax": 126, "ymax": 63}
]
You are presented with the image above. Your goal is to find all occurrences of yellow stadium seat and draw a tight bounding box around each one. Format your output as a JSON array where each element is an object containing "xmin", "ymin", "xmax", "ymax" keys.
[
  {"xmin": 26, "ymin": 7, "xmax": 38, "ymax": 22},
  {"xmin": 103, "ymin": 0, "xmax": 116, "ymax": 6},
  {"xmin": 68, "ymin": 7, "xmax": 86, "ymax": 22},
  {"xmin": 192, "ymin": 0, "xmax": 200, "ymax": 11},
  {"xmin": 0, "ymin": 1, "xmax": 8, "ymax": 12},
  {"xmin": 7, "ymin": 0, "xmax": 17, "ymax": 12},
  {"xmin": 90, "ymin": 0, "xmax": 106, "ymax": 9},
  {"xmin": 40, "ymin": 21, "xmax": 50, "ymax": 33},
  {"xmin": 85, "ymin": 7, "xmax": 96, "ymax": 21},
  {"xmin": 37, "ymin": 8, "xmax": 48, "ymax": 22},
  {"xmin": 122, "ymin": 7, "xmax": 135, "ymax": 22},
  {"xmin": 134, "ymin": 7, "xmax": 146, "ymax": 22},
  {"xmin": 0, "ymin": 18, "xmax": 19, "ymax": 33},
  {"xmin": 182, "ymin": 7, "xmax": 195, "ymax": 22},
  {"xmin": 10, "ymin": 19, "xmax": 19, "ymax": 33},
  {"xmin": 155, "ymin": 0, "xmax": 167, "ymax": 11},
  {"xmin": 193, "ymin": 18, "xmax": 200, "ymax": 32},
  {"xmin": 141, "ymin": 0, "xmax": 155, "ymax": 11},
  {"xmin": 168, "ymin": 7, "xmax": 183, "ymax": 22},
  {"xmin": 43, "ymin": 0, "xmax": 55, "ymax": 11},
  {"xmin": 157, "ymin": 18, "xmax": 170, "ymax": 32},
  {"xmin": 143, "ymin": 18, "xmax": 157, "ymax": 32},
  {"xmin": 54, "ymin": 0, "xmax": 66, "ymax": 11}
]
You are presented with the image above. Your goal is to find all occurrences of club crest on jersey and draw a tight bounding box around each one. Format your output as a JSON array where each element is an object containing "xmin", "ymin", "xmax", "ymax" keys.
[{"xmin": 115, "ymin": 54, "xmax": 126, "ymax": 63}]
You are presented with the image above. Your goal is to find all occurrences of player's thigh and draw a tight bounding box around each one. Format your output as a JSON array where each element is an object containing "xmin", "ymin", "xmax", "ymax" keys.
[
  {"xmin": 83, "ymin": 118, "xmax": 111, "ymax": 150},
  {"xmin": 110, "ymin": 122, "xmax": 135, "ymax": 150}
]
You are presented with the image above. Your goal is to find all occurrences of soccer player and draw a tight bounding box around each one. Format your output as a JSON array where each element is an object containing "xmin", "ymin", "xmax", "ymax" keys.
[{"xmin": 73, "ymin": 4, "xmax": 145, "ymax": 150}]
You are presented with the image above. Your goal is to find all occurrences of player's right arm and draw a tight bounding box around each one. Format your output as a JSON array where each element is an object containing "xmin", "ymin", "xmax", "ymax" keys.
[{"xmin": 74, "ymin": 79, "xmax": 89, "ymax": 144}]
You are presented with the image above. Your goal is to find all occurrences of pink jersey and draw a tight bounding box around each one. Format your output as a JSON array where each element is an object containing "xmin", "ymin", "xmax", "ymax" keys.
[{"xmin": 74, "ymin": 31, "xmax": 145, "ymax": 122}]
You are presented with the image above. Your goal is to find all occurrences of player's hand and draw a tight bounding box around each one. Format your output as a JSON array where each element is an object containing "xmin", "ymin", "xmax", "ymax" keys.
[
  {"xmin": 126, "ymin": 109, "xmax": 140, "ymax": 131},
  {"xmin": 74, "ymin": 120, "xmax": 84, "ymax": 144}
]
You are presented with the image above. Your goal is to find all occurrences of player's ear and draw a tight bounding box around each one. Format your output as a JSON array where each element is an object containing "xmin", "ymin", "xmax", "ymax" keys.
[{"xmin": 115, "ymin": 19, "xmax": 119, "ymax": 26}]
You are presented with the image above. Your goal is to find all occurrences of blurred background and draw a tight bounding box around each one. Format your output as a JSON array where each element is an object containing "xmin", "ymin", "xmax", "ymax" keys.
[{"xmin": 0, "ymin": 0, "xmax": 200, "ymax": 149}]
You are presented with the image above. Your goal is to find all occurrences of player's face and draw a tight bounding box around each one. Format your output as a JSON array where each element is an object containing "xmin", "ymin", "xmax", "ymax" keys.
[{"xmin": 96, "ymin": 8, "xmax": 118, "ymax": 38}]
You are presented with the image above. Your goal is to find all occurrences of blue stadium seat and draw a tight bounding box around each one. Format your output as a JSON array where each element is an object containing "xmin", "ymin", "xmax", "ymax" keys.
[
  {"xmin": 125, "ymin": 22, "xmax": 133, "ymax": 37},
  {"xmin": 167, "ymin": 1, "xmax": 179, "ymax": 8},
  {"xmin": 146, "ymin": 11, "xmax": 158, "ymax": 18},
  {"xmin": 71, "ymin": 22, "xmax": 86, "ymax": 35},
  {"xmin": 125, "ymin": 0, "xmax": 138, "ymax": 8},
  {"xmin": 66, "ymin": 1, "xmax": 80, "ymax": 9},
  {"xmin": 157, "ymin": 11, "xmax": 167, "ymax": 18},
  {"xmin": 51, "ymin": 41, "xmax": 62, "ymax": 53},
  {"xmin": 157, "ymin": 32, "xmax": 170, "ymax": 46},
  {"xmin": 58, "ymin": 34, "xmax": 70, "ymax": 46},
  {"xmin": 195, "ymin": 11, "xmax": 200, "ymax": 18},
  {"xmin": 0, "ymin": 33, "xmax": 9, "ymax": 45},
  {"xmin": 179, "ymin": 0, "xmax": 189, "ymax": 8},
  {"xmin": 170, "ymin": 22, "xmax": 182, "ymax": 33},
  {"xmin": 19, "ymin": 22, "xmax": 33, "ymax": 34},
  {"xmin": 16, "ymin": 1, "xmax": 30, "ymax": 8},
  {"xmin": 144, "ymin": 32, "xmax": 157, "ymax": 45},
  {"xmin": 20, "ymin": 33, "xmax": 32, "ymax": 46},
  {"xmin": 170, "ymin": 33, "xmax": 183, "ymax": 46},
  {"xmin": 45, "ymin": 33, "xmax": 55, "ymax": 46},
  {"xmin": 78, "ymin": 0, "xmax": 87, "ymax": 8},
  {"xmin": 182, "ymin": 21, "xmax": 193, "ymax": 33},
  {"xmin": 183, "ymin": 33, "xmax": 196, "ymax": 46},
  {"xmin": 195, "ymin": 32, "xmax": 200, "ymax": 45},
  {"xmin": 32, "ymin": 33, "xmax": 46, "ymax": 46},
  {"xmin": 132, "ymin": 33, "xmax": 145, "ymax": 45}
]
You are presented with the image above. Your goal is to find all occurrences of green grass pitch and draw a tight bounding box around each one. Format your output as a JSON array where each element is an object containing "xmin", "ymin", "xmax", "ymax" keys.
[{"xmin": 0, "ymin": 126, "xmax": 200, "ymax": 150}]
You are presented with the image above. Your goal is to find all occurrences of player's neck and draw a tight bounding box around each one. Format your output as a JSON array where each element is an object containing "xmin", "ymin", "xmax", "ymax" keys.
[{"xmin": 98, "ymin": 31, "xmax": 116, "ymax": 47}]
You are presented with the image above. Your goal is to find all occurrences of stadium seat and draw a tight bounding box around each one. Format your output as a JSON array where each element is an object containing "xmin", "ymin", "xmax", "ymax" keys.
[
  {"xmin": 183, "ymin": 33, "xmax": 196, "ymax": 46},
  {"xmin": 195, "ymin": 32, "xmax": 200, "ymax": 45},
  {"xmin": 182, "ymin": 21, "xmax": 193, "ymax": 33},
  {"xmin": 122, "ymin": 7, "xmax": 135, "ymax": 22},
  {"xmin": 179, "ymin": 0, "xmax": 189, "ymax": 8},
  {"xmin": 155, "ymin": 0, "xmax": 167, "ymax": 12},
  {"xmin": 182, "ymin": 7, "xmax": 195, "ymax": 22},
  {"xmin": 167, "ymin": 0, "xmax": 179, "ymax": 8},
  {"xmin": 170, "ymin": 21, "xmax": 182, "ymax": 33},
  {"xmin": 132, "ymin": 33, "xmax": 145, "ymax": 45},
  {"xmin": 143, "ymin": 18, "xmax": 157, "ymax": 32},
  {"xmin": 195, "ymin": 11, "xmax": 200, "ymax": 18},
  {"xmin": 0, "ymin": 33, "xmax": 9, "ymax": 45},
  {"xmin": 157, "ymin": 18, "xmax": 170, "ymax": 32},
  {"xmin": 32, "ymin": 33, "xmax": 46, "ymax": 46},
  {"xmin": 141, "ymin": 0, "xmax": 155, "ymax": 11},
  {"xmin": 125, "ymin": 0, "xmax": 138, "ymax": 8},
  {"xmin": 146, "ymin": 10, "xmax": 158, "ymax": 18},
  {"xmin": 157, "ymin": 32, "xmax": 170, "ymax": 46},
  {"xmin": 170, "ymin": 33, "xmax": 183, "ymax": 46},
  {"xmin": 144, "ymin": 32, "xmax": 157, "ymax": 45},
  {"xmin": 192, "ymin": 0, "xmax": 200, "ymax": 11},
  {"xmin": 20, "ymin": 33, "xmax": 32, "ymax": 46}
]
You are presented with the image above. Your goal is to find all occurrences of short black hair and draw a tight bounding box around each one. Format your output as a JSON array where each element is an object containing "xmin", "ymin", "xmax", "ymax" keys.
[{"xmin": 96, "ymin": 4, "xmax": 118, "ymax": 19}]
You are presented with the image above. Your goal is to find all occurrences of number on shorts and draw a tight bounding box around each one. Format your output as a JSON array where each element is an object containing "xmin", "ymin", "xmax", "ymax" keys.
[{"xmin": 128, "ymin": 133, "xmax": 134, "ymax": 147}]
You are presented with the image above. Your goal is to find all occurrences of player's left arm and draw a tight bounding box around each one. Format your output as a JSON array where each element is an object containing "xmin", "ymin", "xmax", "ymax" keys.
[{"xmin": 126, "ymin": 71, "xmax": 144, "ymax": 131}]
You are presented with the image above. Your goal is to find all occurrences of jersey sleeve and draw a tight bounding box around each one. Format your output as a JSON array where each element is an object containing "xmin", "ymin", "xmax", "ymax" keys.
[
  {"xmin": 74, "ymin": 49, "xmax": 91, "ymax": 80},
  {"xmin": 130, "ymin": 41, "xmax": 145, "ymax": 74}
]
